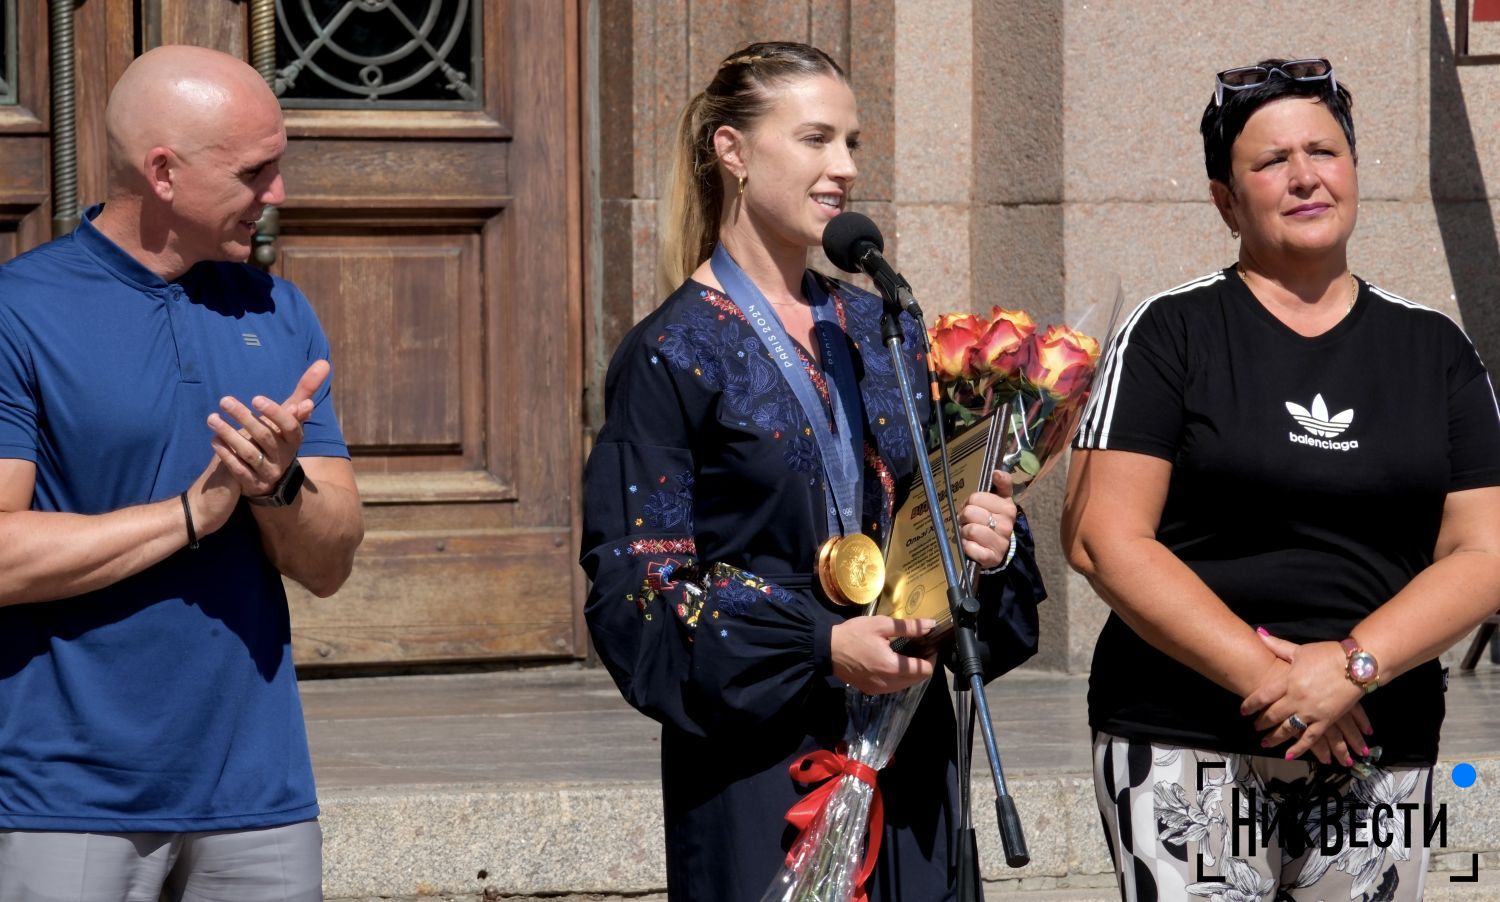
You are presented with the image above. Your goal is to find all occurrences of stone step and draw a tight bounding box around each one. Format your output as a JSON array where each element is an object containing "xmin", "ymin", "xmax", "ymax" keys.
[
  {"xmin": 303, "ymin": 665, "xmax": 1500, "ymax": 899},
  {"xmin": 314, "ymin": 774, "xmax": 1500, "ymax": 898}
]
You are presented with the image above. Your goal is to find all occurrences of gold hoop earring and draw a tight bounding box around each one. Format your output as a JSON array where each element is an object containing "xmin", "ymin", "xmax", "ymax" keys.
[{"xmin": 737, "ymin": 175, "xmax": 746, "ymax": 196}]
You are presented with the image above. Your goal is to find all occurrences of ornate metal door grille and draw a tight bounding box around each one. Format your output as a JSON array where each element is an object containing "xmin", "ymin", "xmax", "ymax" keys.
[
  {"xmin": 0, "ymin": 0, "xmax": 16, "ymax": 105},
  {"xmin": 274, "ymin": 0, "xmax": 482, "ymax": 109}
]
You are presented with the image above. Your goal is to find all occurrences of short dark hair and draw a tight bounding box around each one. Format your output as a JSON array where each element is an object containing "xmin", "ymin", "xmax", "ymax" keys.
[{"xmin": 1199, "ymin": 59, "xmax": 1356, "ymax": 185}]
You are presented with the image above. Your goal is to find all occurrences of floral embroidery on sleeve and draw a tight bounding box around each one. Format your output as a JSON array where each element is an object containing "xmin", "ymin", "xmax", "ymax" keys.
[
  {"xmin": 620, "ymin": 551, "xmax": 801, "ymax": 635},
  {"xmin": 620, "ymin": 467, "xmax": 699, "ymax": 626},
  {"xmin": 625, "ymin": 539, "xmax": 702, "ymax": 628},
  {"xmin": 640, "ymin": 470, "xmax": 695, "ymax": 531},
  {"xmin": 706, "ymin": 563, "xmax": 800, "ymax": 615}
]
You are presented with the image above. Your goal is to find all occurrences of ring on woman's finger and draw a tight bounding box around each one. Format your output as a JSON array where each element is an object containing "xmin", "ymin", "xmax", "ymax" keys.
[
  {"xmin": 986, "ymin": 513, "xmax": 997, "ymax": 531},
  {"xmin": 1287, "ymin": 713, "xmax": 1309, "ymax": 733}
]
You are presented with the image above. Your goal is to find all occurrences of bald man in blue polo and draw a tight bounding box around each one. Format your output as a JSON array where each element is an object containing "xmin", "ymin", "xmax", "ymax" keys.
[{"xmin": 0, "ymin": 46, "xmax": 364, "ymax": 901}]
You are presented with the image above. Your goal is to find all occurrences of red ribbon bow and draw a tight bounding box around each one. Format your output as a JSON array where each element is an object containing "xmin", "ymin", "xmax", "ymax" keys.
[{"xmin": 783, "ymin": 748, "xmax": 885, "ymax": 902}]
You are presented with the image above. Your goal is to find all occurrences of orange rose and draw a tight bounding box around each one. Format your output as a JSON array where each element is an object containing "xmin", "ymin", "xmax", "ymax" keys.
[
  {"xmin": 969, "ymin": 307, "xmax": 1036, "ymax": 379},
  {"xmin": 928, "ymin": 312, "xmax": 987, "ymax": 380},
  {"xmin": 986, "ymin": 306, "xmax": 1037, "ymax": 333},
  {"xmin": 1020, "ymin": 324, "xmax": 1102, "ymax": 400}
]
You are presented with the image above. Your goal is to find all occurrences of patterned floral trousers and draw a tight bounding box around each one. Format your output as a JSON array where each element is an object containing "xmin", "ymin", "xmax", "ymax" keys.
[{"xmin": 1092, "ymin": 732, "xmax": 1433, "ymax": 901}]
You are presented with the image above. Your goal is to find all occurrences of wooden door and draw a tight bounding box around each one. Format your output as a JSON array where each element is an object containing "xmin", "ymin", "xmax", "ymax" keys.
[
  {"xmin": 1, "ymin": 0, "xmax": 584, "ymax": 668},
  {"xmin": 0, "ymin": 2, "xmax": 63, "ymax": 256}
]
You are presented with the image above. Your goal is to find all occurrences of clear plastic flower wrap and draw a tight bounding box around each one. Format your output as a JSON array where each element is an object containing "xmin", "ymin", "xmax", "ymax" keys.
[{"xmin": 760, "ymin": 682, "xmax": 926, "ymax": 902}]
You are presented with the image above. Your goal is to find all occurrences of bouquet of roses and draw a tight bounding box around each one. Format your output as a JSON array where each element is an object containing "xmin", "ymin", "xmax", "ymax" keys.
[{"xmin": 928, "ymin": 306, "xmax": 1103, "ymax": 495}]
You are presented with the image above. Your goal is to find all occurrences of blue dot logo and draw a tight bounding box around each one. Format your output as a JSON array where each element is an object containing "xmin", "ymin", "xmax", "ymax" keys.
[{"xmin": 1453, "ymin": 762, "xmax": 1478, "ymax": 789}]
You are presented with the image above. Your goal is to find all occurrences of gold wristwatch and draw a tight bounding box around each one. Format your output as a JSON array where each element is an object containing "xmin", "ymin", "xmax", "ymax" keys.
[{"xmin": 1340, "ymin": 637, "xmax": 1380, "ymax": 694}]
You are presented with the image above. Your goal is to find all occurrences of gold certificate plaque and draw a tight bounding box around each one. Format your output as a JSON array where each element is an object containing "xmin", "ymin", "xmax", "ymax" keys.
[{"xmin": 871, "ymin": 412, "xmax": 1003, "ymax": 635}]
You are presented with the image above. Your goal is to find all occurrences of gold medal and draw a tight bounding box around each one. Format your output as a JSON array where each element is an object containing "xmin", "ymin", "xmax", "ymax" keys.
[{"xmin": 815, "ymin": 533, "xmax": 886, "ymax": 607}]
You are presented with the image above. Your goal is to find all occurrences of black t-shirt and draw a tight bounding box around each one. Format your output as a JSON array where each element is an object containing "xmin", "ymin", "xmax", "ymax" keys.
[{"xmin": 1075, "ymin": 267, "xmax": 1500, "ymax": 765}]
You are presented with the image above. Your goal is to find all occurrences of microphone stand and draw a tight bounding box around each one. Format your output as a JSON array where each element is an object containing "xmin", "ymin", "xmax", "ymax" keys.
[{"xmin": 874, "ymin": 283, "xmax": 1029, "ymax": 901}]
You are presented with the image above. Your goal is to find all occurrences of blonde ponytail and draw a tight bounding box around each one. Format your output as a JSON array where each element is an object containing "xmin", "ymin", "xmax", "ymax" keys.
[{"xmin": 659, "ymin": 93, "xmax": 717, "ymax": 294}]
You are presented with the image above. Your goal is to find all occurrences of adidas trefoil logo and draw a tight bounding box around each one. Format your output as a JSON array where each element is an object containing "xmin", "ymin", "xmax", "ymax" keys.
[
  {"xmin": 1285, "ymin": 393, "xmax": 1358, "ymax": 451},
  {"xmin": 1286, "ymin": 394, "xmax": 1353, "ymax": 437}
]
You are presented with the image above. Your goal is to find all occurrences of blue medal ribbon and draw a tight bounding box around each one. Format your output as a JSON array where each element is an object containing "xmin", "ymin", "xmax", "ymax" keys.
[{"xmin": 711, "ymin": 243, "xmax": 864, "ymax": 538}]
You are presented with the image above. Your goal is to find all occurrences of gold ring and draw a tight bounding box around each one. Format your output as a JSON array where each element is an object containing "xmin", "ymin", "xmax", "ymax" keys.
[{"xmin": 254, "ymin": 451, "xmax": 264, "ymax": 467}]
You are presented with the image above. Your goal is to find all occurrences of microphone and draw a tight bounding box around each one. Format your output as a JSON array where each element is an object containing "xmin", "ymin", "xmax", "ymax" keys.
[{"xmin": 821, "ymin": 212, "xmax": 922, "ymax": 317}]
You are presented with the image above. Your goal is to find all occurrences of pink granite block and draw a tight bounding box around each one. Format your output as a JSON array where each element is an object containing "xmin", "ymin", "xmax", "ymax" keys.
[
  {"xmin": 894, "ymin": 0, "xmax": 971, "ymax": 204},
  {"xmin": 810, "ymin": 0, "xmax": 851, "ymax": 69},
  {"xmin": 849, "ymin": 0, "xmax": 896, "ymax": 202},
  {"xmin": 895, "ymin": 203, "xmax": 971, "ymax": 309},
  {"xmin": 973, "ymin": 0, "xmax": 1062, "ymax": 205},
  {"xmin": 597, "ymin": 0, "xmax": 636, "ymax": 200},
  {"xmin": 641, "ymin": 0, "xmax": 691, "ymax": 200},
  {"xmin": 1060, "ymin": 2, "xmax": 1424, "ymax": 203}
]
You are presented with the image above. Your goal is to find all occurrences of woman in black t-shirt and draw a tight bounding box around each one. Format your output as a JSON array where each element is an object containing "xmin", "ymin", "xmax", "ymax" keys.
[{"xmin": 1063, "ymin": 60, "xmax": 1500, "ymax": 901}]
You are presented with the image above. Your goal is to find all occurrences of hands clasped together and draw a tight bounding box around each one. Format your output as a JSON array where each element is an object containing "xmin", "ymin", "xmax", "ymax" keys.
[
  {"xmin": 1240, "ymin": 629, "xmax": 1375, "ymax": 769},
  {"xmin": 183, "ymin": 360, "xmax": 329, "ymax": 538},
  {"xmin": 831, "ymin": 469, "xmax": 1018, "ymax": 695}
]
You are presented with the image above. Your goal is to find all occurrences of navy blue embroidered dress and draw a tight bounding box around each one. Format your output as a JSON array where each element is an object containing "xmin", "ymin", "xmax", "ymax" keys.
[{"xmin": 581, "ymin": 275, "xmax": 1044, "ymax": 902}]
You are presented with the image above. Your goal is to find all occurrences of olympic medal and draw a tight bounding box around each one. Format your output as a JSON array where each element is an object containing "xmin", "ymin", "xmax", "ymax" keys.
[{"xmin": 816, "ymin": 533, "xmax": 886, "ymax": 607}]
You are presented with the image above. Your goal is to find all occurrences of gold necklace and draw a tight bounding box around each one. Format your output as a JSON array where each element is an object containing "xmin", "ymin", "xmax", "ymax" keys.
[{"xmin": 1237, "ymin": 266, "xmax": 1358, "ymax": 316}]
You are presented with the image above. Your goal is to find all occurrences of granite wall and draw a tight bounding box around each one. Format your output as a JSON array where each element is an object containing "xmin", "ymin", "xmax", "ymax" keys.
[{"xmin": 587, "ymin": 0, "xmax": 1500, "ymax": 671}]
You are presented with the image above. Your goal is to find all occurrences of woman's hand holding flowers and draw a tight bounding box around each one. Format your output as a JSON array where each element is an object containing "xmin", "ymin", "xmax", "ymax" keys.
[{"xmin": 1240, "ymin": 630, "xmax": 1374, "ymax": 767}]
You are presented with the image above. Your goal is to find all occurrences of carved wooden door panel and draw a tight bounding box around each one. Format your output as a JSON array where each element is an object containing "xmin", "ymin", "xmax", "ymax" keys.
[
  {"xmin": 1, "ymin": 0, "xmax": 583, "ymax": 667},
  {"xmin": 0, "ymin": 2, "xmax": 48, "ymax": 259}
]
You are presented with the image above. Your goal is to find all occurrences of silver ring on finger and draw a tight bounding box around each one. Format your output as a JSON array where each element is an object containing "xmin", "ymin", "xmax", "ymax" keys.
[
  {"xmin": 1287, "ymin": 713, "xmax": 1309, "ymax": 733},
  {"xmin": 986, "ymin": 513, "xmax": 997, "ymax": 531}
]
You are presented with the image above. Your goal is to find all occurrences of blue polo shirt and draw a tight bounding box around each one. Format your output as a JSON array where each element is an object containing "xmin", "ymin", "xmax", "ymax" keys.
[{"xmin": 0, "ymin": 205, "xmax": 348, "ymax": 831}]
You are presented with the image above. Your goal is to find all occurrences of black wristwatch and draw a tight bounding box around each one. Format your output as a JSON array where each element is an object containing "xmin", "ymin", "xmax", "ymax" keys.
[{"xmin": 247, "ymin": 459, "xmax": 305, "ymax": 508}]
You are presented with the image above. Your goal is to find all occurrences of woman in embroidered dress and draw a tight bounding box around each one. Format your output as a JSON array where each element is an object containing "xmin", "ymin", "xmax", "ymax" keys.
[
  {"xmin": 1063, "ymin": 59, "xmax": 1500, "ymax": 901},
  {"xmin": 580, "ymin": 42, "xmax": 1044, "ymax": 902}
]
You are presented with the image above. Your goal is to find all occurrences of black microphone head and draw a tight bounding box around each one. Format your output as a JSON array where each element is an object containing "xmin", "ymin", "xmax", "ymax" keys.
[{"xmin": 822, "ymin": 211, "xmax": 884, "ymax": 273}]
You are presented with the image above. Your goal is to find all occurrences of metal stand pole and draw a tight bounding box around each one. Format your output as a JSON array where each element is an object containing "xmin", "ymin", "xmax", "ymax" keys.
[{"xmin": 878, "ymin": 309, "xmax": 1030, "ymax": 889}]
